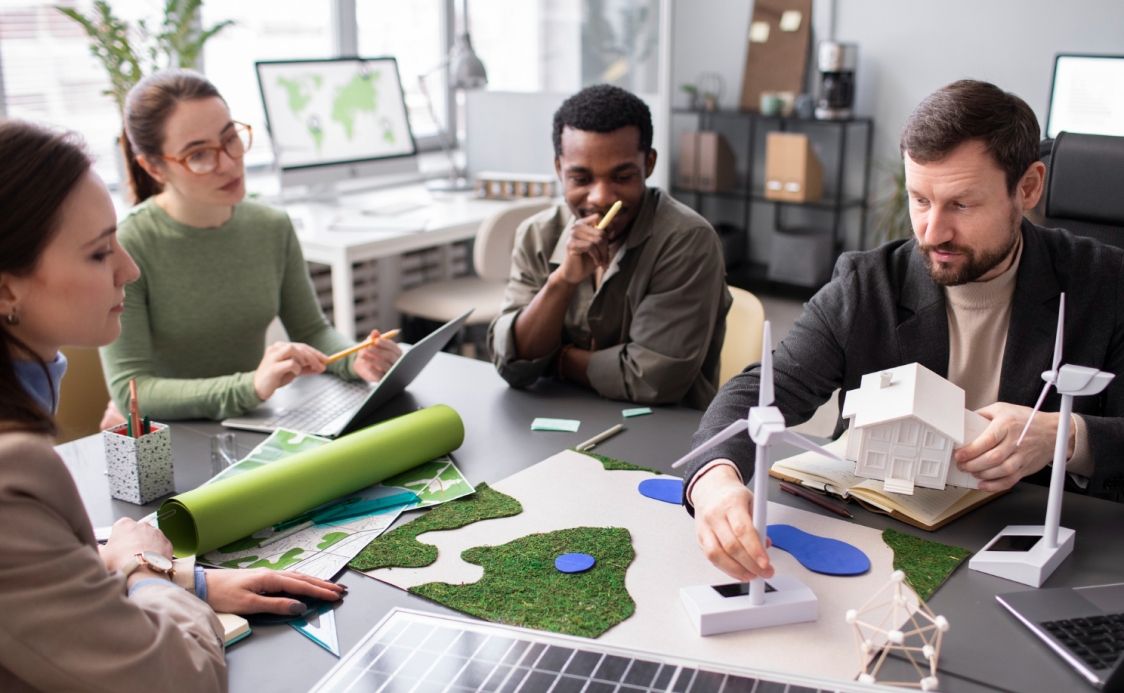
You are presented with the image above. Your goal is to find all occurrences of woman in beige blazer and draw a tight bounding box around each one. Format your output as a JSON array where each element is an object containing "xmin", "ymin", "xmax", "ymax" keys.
[{"xmin": 0, "ymin": 120, "xmax": 346, "ymax": 692}]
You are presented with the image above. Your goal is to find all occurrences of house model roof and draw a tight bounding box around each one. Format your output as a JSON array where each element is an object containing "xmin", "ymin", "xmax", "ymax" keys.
[{"xmin": 841, "ymin": 363, "xmax": 967, "ymax": 443}]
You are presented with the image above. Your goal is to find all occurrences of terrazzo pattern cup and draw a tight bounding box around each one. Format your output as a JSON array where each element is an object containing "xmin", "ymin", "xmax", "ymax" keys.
[{"xmin": 104, "ymin": 422, "xmax": 174, "ymax": 504}]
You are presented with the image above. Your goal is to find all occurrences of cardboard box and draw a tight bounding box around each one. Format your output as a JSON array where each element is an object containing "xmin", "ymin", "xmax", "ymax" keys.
[
  {"xmin": 696, "ymin": 132, "xmax": 737, "ymax": 193},
  {"xmin": 764, "ymin": 132, "xmax": 823, "ymax": 203}
]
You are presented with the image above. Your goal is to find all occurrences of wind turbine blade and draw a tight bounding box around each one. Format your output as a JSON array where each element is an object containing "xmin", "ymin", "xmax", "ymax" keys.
[
  {"xmin": 779, "ymin": 430, "xmax": 846, "ymax": 463},
  {"xmin": 670, "ymin": 420, "xmax": 747, "ymax": 469},
  {"xmin": 1016, "ymin": 380, "xmax": 1054, "ymax": 447},
  {"xmin": 759, "ymin": 321, "xmax": 774, "ymax": 407},
  {"xmin": 1053, "ymin": 293, "xmax": 1066, "ymax": 373}
]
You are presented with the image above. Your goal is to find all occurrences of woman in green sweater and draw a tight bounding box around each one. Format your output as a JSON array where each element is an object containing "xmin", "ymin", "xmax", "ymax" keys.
[{"xmin": 100, "ymin": 70, "xmax": 400, "ymax": 422}]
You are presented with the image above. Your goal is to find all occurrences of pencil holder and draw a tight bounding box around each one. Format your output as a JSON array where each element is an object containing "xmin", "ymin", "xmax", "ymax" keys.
[{"xmin": 103, "ymin": 422, "xmax": 174, "ymax": 504}]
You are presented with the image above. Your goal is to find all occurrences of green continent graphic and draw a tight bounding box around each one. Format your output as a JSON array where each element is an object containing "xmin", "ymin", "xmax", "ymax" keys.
[
  {"xmin": 318, "ymin": 532, "xmax": 349, "ymax": 550},
  {"xmin": 332, "ymin": 71, "xmax": 379, "ymax": 140},
  {"xmin": 248, "ymin": 548, "xmax": 304, "ymax": 570},
  {"xmin": 277, "ymin": 76, "xmax": 313, "ymax": 116}
]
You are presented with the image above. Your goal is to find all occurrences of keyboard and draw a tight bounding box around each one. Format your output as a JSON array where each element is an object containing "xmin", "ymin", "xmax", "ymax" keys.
[
  {"xmin": 1041, "ymin": 614, "xmax": 1124, "ymax": 671},
  {"xmin": 258, "ymin": 379, "xmax": 372, "ymax": 433}
]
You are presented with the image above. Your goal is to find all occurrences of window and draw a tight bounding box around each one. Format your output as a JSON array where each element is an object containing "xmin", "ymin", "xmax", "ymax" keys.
[
  {"xmin": 467, "ymin": 0, "xmax": 580, "ymax": 94},
  {"xmin": 357, "ymin": 0, "xmax": 447, "ymax": 142},
  {"xmin": 201, "ymin": 1, "xmax": 333, "ymax": 168},
  {"xmin": 0, "ymin": 0, "xmax": 153, "ymax": 185}
]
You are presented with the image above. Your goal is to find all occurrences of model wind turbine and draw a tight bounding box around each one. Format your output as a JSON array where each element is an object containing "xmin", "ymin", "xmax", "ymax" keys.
[
  {"xmin": 969, "ymin": 293, "xmax": 1114, "ymax": 587},
  {"xmin": 671, "ymin": 321, "xmax": 847, "ymax": 635}
]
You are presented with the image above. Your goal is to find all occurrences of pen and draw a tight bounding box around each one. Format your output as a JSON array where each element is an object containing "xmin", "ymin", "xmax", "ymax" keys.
[
  {"xmin": 596, "ymin": 200, "xmax": 623, "ymax": 231},
  {"xmin": 780, "ymin": 481, "xmax": 854, "ymax": 519},
  {"xmin": 273, "ymin": 497, "xmax": 360, "ymax": 531},
  {"xmin": 576, "ymin": 424, "xmax": 624, "ymax": 452},
  {"xmin": 326, "ymin": 329, "xmax": 401, "ymax": 364},
  {"xmin": 129, "ymin": 379, "xmax": 141, "ymax": 438}
]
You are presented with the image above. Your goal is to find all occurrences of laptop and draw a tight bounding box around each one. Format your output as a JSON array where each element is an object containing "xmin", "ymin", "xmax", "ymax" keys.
[
  {"xmin": 998, "ymin": 582, "xmax": 1124, "ymax": 691},
  {"xmin": 222, "ymin": 309, "xmax": 472, "ymax": 438}
]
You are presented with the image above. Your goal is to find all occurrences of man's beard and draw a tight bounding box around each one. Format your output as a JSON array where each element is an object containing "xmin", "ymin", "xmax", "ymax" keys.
[{"xmin": 919, "ymin": 206, "xmax": 1022, "ymax": 286}]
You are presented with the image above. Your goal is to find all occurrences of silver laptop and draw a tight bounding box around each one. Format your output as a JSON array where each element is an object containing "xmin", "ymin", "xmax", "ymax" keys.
[
  {"xmin": 999, "ymin": 583, "xmax": 1124, "ymax": 690},
  {"xmin": 222, "ymin": 309, "xmax": 472, "ymax": 438}
]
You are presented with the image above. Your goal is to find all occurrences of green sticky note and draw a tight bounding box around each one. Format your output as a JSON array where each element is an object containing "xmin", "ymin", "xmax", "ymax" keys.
[
  {"xmin": 622, "ymin": 407, "xmax": 653, "ymax": 418},
  {"xmin": 531, "ymin": 418, "xmax": 581, "ymax": 432}
]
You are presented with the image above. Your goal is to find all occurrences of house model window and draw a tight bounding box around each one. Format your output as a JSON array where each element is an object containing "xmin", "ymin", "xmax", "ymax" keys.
[{"xmin": 841, "ymin": 363, "xmax": 989, "ymax": 495}]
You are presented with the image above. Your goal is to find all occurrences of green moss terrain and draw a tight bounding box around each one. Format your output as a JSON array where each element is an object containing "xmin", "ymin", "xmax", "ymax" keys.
[
  {"xmin": 882, "ymin": 528, "xmax": 972, "ymax": 601},
  {"xmin": 411, "ymin": 526, "xmax": 635, "ymax": 638},
  {"xmin": 349, "ymin": 483, "xmax": 522, "ymax": 571},
  {"xmin": 572, "ymin": 449, "xmax": 662, "ymax": 475}
]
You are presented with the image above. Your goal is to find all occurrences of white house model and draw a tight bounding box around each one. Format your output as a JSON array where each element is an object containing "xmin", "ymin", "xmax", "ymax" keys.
[{"xmin": 842, "ymin": 363, "xmax": 988, "ymax": 495}]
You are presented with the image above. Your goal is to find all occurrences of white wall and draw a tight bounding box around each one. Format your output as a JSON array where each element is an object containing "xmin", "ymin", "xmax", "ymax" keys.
[{"xmin": 673, "ymin": 0, "xmax": 1124, "ymax": 170}]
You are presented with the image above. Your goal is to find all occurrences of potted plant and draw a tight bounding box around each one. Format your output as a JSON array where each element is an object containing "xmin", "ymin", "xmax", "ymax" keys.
[
  {"xmin": 56, "ymin": 0, "xmax": 232, "ymax": 188},
  {"xmin": 868, "ymin": 159, "xmax": 913, "ymax": 248}
]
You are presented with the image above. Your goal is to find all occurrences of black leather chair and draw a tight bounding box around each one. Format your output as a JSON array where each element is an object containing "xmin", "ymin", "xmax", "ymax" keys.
[{"xmin": 1027, "ymin": 132, "xmax": 1124, "ymax": 248}]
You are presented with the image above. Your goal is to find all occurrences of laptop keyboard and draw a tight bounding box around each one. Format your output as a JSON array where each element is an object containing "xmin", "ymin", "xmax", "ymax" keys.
[
  {"xmin": 1042, "ymin": 613, "xmax": 1124, "ymax": 670},
  {"xmin": 259, "ymin": 379, "xmax": 372, "ymax": 433}
]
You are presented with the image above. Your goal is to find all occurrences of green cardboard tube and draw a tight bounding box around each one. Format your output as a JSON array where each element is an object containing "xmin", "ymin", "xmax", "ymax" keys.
[{"xmin": 159, "ymin": 404, "xmax": 464, "ymax": 556}]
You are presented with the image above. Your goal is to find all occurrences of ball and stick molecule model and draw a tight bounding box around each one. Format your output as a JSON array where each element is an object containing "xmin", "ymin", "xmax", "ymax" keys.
[{"xmin": 846, "ymin": 571, "xmax": 949, "ymax": 691}]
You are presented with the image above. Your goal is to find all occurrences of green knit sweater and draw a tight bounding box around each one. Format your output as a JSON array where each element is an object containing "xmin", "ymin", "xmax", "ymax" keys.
[{"xmin": 100, "ymin": 199, "xmax": 358, "ymax": 420}]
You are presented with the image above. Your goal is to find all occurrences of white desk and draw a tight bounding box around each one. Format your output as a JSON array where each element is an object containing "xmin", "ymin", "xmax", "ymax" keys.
[{"xmin": 281, "ymin": 185, "xmax": 513, "ymax": 339}]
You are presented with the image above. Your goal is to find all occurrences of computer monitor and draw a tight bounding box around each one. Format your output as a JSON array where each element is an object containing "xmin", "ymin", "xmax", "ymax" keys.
[
  {"xmin": 1046, "ymin": 54, "xmax": 1124, "ymax": 139},
  {"xmin": 256, "ymin": 57, "xmax": 419, "ymax": 192}
]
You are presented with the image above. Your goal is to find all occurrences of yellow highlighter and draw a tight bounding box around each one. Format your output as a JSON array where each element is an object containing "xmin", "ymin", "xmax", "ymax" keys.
[{"xmin": 596, "ymin": 200, "xmax": 623, "ymax": 230}]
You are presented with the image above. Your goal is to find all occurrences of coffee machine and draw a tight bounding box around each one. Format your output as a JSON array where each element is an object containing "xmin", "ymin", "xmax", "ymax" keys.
[{"xmin": 815, "ymin": 41, "xmax": 857, "ymax": 120}]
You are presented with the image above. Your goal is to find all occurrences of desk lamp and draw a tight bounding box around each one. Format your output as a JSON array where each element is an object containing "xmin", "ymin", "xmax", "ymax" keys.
[
  {"xmin": 671, "ymin": 321, "xmax": 846, "ymax": 635},
  {"xmin": 420, "ymin": 0, "xmax": 487, "ymax": 192},
  {"xmin": 969, "ymin": 294, "xmax": 1114, "ymax": 587}
]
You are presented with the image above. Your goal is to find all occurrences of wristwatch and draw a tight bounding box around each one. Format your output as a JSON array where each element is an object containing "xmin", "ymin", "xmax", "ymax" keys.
[{"xmin": 119, "ymin": 552, "xmax": 176, "ymax": 580}]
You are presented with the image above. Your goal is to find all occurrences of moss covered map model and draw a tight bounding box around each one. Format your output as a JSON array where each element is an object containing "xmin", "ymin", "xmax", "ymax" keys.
[
  {"xmin": 349, "ymin": 483, "xmax": 522, "ymax": 571},
  {"xmin": 411, "ymin": 527, "xmax": 636, "ymax": 639},
  {"xmin": 882, "ymin": 528, "xmax": 972, "ymax": 601},
  {"xmin": 572, "ymin": 449, "xmax": 663, "ymax": 475}
]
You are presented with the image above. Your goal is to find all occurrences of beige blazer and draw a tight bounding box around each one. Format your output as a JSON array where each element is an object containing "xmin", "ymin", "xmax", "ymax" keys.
[{"xmin": 0, "ymin": 430, "xmax": 226, "ymax": 693}]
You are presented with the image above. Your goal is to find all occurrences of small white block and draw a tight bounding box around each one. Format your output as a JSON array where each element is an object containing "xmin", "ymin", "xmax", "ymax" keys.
[
  {"xmin": 892, "ymin": 570, "xmax": 906, "ymax": 582},
  {"xmin": 922, "ymin": 644, "xmax": 935, "ymax": 659},
  {"xmin": 935, "ymin": 615, "xmax": 949, "ymax": 632},
  {"xmin": 888, "ymin": 630, "xmax": 904, "ymax": 645},
  {"xmin": 920, "ymin": 676, "xmax": 939, "ymax": 691},
  {"xmin": 858, "ymin": 674, "xmax": 876, "ymax": 684},
  {"xmin": 845, "ymin": 609, "xmax": 858, "ymax": 624},
  {"xmin": 861, "ymin": 641, "xmax": 872, "ymax": 654}
]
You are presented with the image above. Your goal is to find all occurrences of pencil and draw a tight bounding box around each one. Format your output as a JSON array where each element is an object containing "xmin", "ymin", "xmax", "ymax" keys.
[
  {"xmin": 596, "ymin": 200, "xmax": 623, "ymax": 230},
  {"xmin": 576, "ymin": 424, "xmax": 624, "ymax": 452},
  {"xmin": 128, "ymin": 379, "xmax": 141, "ymax": 439},
  {"xmin": 325, "ymin": 329, "xmax": 401, "ymax": 364},
  {"xmin": 780, "ymin": 481, "xmax": 854, "ymax": 519}
]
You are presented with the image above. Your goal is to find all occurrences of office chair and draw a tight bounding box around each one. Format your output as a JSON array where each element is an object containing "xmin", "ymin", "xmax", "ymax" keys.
[
  {"xmin": 1028, "ymin": 132, "xmax": 1124, "ymax": 248},
  {"xmin": 718, "ymin": 286, "xmax": 765, "ymax": 386}
]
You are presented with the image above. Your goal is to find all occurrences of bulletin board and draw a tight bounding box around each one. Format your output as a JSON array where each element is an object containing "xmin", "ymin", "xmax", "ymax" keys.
[{"xmin": 739, "ymin": 0, "xmax": 814, "ymax": 113}]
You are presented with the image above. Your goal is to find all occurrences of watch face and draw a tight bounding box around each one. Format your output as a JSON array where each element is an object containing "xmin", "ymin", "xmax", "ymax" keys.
[{"xmin": 143, "ymin": 552, "xmax": 173, "ymax": 571}]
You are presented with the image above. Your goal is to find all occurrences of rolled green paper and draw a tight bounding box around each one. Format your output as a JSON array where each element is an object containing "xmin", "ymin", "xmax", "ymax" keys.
[{"xmin": 159, "ymin": 404, "xmax": 464, "ymax": 556}]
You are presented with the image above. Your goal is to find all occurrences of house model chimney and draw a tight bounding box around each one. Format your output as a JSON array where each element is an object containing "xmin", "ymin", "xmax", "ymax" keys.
[{"xmin": 879, "ymin": 372, "xmax": 893, "ymax": 388}]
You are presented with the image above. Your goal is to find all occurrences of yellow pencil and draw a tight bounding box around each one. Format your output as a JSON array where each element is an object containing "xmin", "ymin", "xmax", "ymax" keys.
[
  {"xmin": 325, "ymin": 329, "xmax": 400, "ymax": 364},
  {"xmin": 596, "ymin": 200, "xmax": 623, "ymax": 230}
]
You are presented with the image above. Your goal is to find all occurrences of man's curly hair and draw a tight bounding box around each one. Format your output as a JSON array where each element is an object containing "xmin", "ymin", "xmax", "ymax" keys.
[{"xmin": 552, "ymin": 84, "xmax": 652, "ymax": 158}]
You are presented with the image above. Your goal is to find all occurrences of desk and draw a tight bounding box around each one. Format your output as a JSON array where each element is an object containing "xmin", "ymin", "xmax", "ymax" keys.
[
  {"xmin": 57, "ymin": 353, "xmax": 1124, "ymax": 693},
  {"xmin": 281, "ymin": 185, "xmax": 514, "ymax": 339}
]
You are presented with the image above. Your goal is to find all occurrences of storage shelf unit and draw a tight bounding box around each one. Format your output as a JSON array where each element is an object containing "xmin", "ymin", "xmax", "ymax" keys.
[{"xmin": 671, "ymin": 108, "xmax": 873, "ymax": 295}]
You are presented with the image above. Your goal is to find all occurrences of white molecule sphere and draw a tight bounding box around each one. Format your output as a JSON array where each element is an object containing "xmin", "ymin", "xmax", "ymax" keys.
[
  {"xmin": 845, "ymin": 609, "xmax": 858, "ymax": 624},
  {"xmin": 892, "ymin": 570, "xmax": 906, "ymax": 582},
  {"xmin": 859, "ymin": 674, "xmax": 876, "ymax": 684},
  {"xmin": 935, "ymin": 615, "xmax": 950, "ymax": 632},
  {"xmin": 861, "ymin": 641, "xmax": 872, "ymax": 654},
  {"xmin": 922, "ymin": 645, "xmax": 935, "ymax": 660},
  {"xmin": 893, "ymin": 593, "xmax": 907, "ymax": 606},
  {"xmin": 920, "ymin": 676, "xmax": 940, "ymax": 691},
  {"xmin": 888, "ymin": 630, "xmax": 904, "ymax": 645}
]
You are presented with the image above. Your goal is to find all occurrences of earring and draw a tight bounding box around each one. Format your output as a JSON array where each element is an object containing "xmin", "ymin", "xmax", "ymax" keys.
[{"xmin": 5, "ymin": 309, "xmax": 18, "ymax": 326}]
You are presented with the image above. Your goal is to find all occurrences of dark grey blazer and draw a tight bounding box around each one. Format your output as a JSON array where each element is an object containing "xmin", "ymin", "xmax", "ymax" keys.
[{"xmin": 686, "ymin": 221, "xmax": 1124, "ymax": 505}]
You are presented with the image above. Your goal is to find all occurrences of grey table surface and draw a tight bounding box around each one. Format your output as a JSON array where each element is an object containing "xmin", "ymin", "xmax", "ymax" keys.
[{"xmin": 57, "ymin": 352, "xmax": 1124, "ymax": 693}]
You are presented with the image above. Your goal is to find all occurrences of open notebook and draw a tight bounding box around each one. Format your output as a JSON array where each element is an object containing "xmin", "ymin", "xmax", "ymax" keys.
[{"xmin": 769, "ymin": 432, "xmax": 1005, "ymax": 530}]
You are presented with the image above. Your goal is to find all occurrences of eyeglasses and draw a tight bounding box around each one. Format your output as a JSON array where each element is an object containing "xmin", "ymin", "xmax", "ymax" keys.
[{"xmin": 162, "ymin": 122, "xmax": 253, "ymax": 175}]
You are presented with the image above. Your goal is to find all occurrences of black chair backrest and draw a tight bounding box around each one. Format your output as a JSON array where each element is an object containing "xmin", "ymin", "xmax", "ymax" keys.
[{"xmin": 1037, "ymin": 132, "xmax": 1124, "ymax": 248}]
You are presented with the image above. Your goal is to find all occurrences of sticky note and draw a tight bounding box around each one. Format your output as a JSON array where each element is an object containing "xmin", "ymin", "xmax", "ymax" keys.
[
  {"xmin": 779, "ymin": 10, "xmax": 802, "ymax": 32},
  {"xmin": 622, "ymin": 407, "xmax": 652, "ymax": 418},
  {"xmin": 531, "ymin": 418, "xmax": 581, "ymax": 433},
  {"xmin": 749, "ymin": 21, "xmax": 770, "ymax": 43}
]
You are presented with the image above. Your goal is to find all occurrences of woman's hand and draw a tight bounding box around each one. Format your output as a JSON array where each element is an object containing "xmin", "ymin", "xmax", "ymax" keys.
[
  {"xmin": 253, "ymin": 342, "xmax": 328, "ymax": 400},
  {"xmin": 353, "ymin": 330, "xmax": 403, "ymax": 383},
  {"xmin": 98, "ymin": 517, "xmax": 175, "ymax": 586},
  {"xmin": 205, "ymin": 568, "xmax": 346, "ymax": 615}
]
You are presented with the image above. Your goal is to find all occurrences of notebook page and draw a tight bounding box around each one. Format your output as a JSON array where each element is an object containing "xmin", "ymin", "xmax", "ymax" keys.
[
  {"xmin": 770, "ymin": 435, "xmax": 859, "ymax": 496},
  {"xmin": 851, "ymin": 480, "xmax": 971, "ymax": 526}
]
